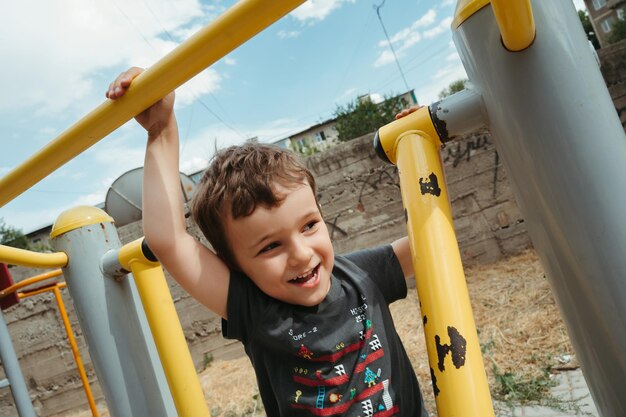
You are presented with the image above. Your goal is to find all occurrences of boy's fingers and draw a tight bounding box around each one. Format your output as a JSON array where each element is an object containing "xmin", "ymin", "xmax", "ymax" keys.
[{"xmin": 106, "ymin": 67, "xmax": 145, "ymax": 99}]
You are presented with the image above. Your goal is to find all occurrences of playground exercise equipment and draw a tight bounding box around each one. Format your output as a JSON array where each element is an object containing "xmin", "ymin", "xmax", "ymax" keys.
[
  {"xmin": 0, "ymin": 268, "xmax": 99, "ymax": 417},
  {"xmin": 375, "ymin": 0, "xmax": 626, "ymax": 416},
  {"xmin": 1, "ymin": 0, "xmax": 623, "ymax": 415}
]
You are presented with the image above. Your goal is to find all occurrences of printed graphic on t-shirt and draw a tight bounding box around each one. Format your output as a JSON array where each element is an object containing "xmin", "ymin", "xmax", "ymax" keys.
[{"xmin": 286, "ymin": 297, "xmax": 400, "ymax": 416}]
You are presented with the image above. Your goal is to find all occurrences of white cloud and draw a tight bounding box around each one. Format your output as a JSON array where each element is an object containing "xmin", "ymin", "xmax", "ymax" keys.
[
  {"xmin": 415, "ymin": 61, "xmax": 468, "ymax": 104},
  {"xmin": 0, "ymin": 0, "xmax": 216, "ymax": 115},
  {"xmin": 445, "ymin": 51, "xmax": 460, "ymax": 62},
  {"xmin": 423, "ymin": 17, "xmax": 453, "ymax": 39},
  {"xmin": 440, "ymin": 0, "xmax": 455, "ymax": 7},
  {"xmin": 373, "ymin": 9, "xmax": 447, "ymax": 68},
  {"xmin": 175, "ymin": 69, "xmax": 222, "ymax": 108},
  {"xmin": 412, "ymin": 9, "xmax": 437, "ymax": 29},
  {"xmin": 278, "ymin": 30, "xmax": 302, "ymax": 39},
  {"xmin": 374, "ymin": 50, "xmax": 396, "ymax": 68},
  {"xmin": 290, "ymin": 0, "xmax": 355, "ymax": 22},
  {"xmin": 223, "ymin": 57, "xmax": 237, "ymax": 66}
]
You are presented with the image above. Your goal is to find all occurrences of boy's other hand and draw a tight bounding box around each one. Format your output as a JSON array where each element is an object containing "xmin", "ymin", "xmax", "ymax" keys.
[
  {"xmin": 106, "ymin": 66, "xmax": 175, "ymax": 137},
  {"xmin": 395, "ymin": 105, "xmax": 422, "ymax": 120}
]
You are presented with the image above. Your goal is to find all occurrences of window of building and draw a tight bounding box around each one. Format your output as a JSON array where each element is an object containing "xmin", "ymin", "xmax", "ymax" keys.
[
  {"xmin": 592, "ymin": 0, "xmax": 607, "ymax": 10},
  {"xmin": 618, "ymin": 8, "xmax": 625, "ymax": 21},
  {"xmin": 315, "ymin": 131, "xmax": 326, "ymax": 142},
  {"xmin": 601, "ymin": 16, "xmax": 616, "ymax": 32}
]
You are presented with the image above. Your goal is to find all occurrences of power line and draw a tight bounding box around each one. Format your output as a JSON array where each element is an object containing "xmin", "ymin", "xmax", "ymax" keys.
[
  {"xmin": 373, "ymin": 0, "xmax": 411, "ymax": 92},
  {"xmin": 110, "ymin": 0, "xmax": 248, "ymax": 141}
]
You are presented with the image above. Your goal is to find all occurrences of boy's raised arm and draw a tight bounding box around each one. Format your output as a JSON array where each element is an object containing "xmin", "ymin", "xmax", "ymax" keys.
[{"xmin": 107, "ymin": 68, "xmax": 230, "ymax": 319}]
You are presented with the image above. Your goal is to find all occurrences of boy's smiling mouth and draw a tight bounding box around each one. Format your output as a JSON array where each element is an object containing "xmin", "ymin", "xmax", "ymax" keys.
[{"xmin": 289, "ymin": 264, "xmax": 320, "ymax": 286}]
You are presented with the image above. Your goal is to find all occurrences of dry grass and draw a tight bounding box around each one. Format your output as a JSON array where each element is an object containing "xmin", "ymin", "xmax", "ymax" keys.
[{"xmin": 61, "ymin": 249, "xmax": 575, "ymax": 417}]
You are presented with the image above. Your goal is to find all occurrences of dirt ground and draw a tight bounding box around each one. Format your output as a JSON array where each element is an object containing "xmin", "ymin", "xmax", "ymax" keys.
[{"xmin": 61, "ymin": 248, "xmax": 575, "ymax": 417}]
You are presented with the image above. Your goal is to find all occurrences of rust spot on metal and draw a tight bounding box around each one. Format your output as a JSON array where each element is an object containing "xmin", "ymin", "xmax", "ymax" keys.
[{"xmin": 435, "ymin": 326, "xmax": 467, "ymax": 372}]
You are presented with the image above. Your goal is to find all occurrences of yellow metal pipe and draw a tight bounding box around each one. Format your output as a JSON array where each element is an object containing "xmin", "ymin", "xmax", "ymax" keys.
[
  {"xmin": 0, "ymin": 269, "xmax": 63, "ymax": 299},
  {"xmin": 17, "ymin": 282, "xmax": 65, "ymax": 299},
  {"xmin": 14, "ymin": 280, "xmax": 98, "ymax": 416},
  {"xmin": 0, "ymin": 0, "xmax": 306, "ymax": 208},
  {"xmin": 395, "ymin": 132, "xmax": 494, "ymax": 416},
  {"xmin": 51, "ymin": 286, "xmax": 100, "ymax": 417},
  {"xmin": 0, "ymin": 245, "xmax": 67, "ymax": 269},
  {"xmin": 120, "ymin": 240, "xmax": 210, "ymax": 417},
  {"xmin": 491, "ymin": 0, "xmax": 535, "ymax": 51}
]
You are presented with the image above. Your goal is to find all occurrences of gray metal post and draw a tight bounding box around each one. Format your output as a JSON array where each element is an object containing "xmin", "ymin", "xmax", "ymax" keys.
[
  {"xmin": 452, "ymin": 1, "xmax": 626, "ymax": 415},
  {"xmin": 50, "ymin": 206, "xmax": 176, "ymax": 417},
  {"xmin": 0, "ymin": 309, "xmax": 36, "ymax": 417}
]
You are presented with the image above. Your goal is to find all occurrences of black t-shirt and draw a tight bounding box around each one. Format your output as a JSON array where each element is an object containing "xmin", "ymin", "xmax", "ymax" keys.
[{"xmin": 223, "ymin": 244, "xmax": 428, "ymax": 416}]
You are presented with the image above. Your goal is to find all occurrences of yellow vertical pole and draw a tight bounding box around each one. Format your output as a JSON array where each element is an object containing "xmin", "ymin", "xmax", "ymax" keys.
[
  {"xmin": 375, "ymin": 107, "xmax": 494, "ymax": 416},
  {"xmin": 395, "ymin": 132, "xmax": 494, "ymax": 416},
  {"xmin": 119, "ymin": 240, "xmax": 210, "ymax": 417},
  {"xmin": 52, "ymin": 286, "xmax": 100, "ymax": 417}
]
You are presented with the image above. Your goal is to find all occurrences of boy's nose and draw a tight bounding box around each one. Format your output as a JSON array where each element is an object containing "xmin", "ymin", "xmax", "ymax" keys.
[{"xmin": 288, "ymin": 239, "xmax": 313, "ymax": 268}]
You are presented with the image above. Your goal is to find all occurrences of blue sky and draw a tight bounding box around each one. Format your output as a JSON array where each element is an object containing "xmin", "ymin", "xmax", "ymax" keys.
[{"xmin": 0, "ymin": 0, "xmax": 587, "ymax": 234}]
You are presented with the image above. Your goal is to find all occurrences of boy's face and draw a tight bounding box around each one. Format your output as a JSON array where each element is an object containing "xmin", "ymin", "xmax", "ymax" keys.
[{"xmin": 225, "ymin": 183, "xmax": 334, "ymax": 306}]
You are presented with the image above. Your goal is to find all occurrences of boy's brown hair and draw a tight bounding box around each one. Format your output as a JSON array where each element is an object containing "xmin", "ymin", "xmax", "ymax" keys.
[{"xmin": 191, "ymin": 142, "xmax": 318, "ymax": 270}]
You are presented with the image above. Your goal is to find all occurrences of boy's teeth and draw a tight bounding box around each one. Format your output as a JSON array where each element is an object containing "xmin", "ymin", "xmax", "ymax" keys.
[{"xmin": 291, "ymin": 267, "xmax": 317, "ymax": 283}]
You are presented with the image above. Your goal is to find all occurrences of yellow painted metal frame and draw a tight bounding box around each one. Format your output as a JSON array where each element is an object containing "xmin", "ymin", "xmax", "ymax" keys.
[
  {"xmin": 491, "ymin": 0, "xmax": 535, "ymax": 51},
  {"xmin": 377, "ymin": 107, "xmax": 495, "ymax": 416},
  {"xmin": 0, "ymin": 245, "xmax": 67, "ymax": 269},
  {"xmin": 118, "ymin": 238, "xmax": 210, "ymax": 417},
  {"xmin": 452, "ymin": 0, "xmax": 535, "ymax": 51},
  {"xmin": 0, "ymin": 0, "xmax": 306, "ymax": 208},
  {"xmin": 0, "ymin": 269, "xmax": 99, "ymax": 417}
]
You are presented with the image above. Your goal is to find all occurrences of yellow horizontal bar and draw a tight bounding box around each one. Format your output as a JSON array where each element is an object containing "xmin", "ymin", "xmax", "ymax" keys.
[
  {"xmin": 0, "ymin": 245, "xmax": 67, "ymax": 269},
  {"xmin": 491, "ymin": 0, "xmax": 535, "ymax": 51},
  {"xmin": 18, "ymin": 282, "xmax": 66, "ymax": 299},
  {"xmin": 0, "ymin": 269, "xmax": 63, "ymax": 299},
  {"xmin": 0, "ymin": 0, "xmax": 306, "ymax": 208}
]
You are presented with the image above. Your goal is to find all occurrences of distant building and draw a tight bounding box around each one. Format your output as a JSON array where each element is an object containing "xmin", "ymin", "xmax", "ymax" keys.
[
  {"xmin": 584, "ymin": 0, "xmax": 625, "ymax": 47},
  {"xmin": 279, "ymin": 90, "xmax": 418, "ymax": 154}
]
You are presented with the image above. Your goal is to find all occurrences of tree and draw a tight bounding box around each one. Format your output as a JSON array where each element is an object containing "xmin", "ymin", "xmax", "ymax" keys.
[
  {"xmin": 0, "ymin": 219, "xmax": 29, "ymax": 249},
  {"xmin": 608, "ymin": 19, "xmax": 626, "ymax": 44},
  {"xmin": 578, "ymin": 10, "xmax": 600, "ymax": 49},
  {"xmin": 333, "ymin": 94, "xmax": 408, "ymax": 142},
  {"xmin": 438, "ymin": 79, "xmax": 468, "ymax": 99}
]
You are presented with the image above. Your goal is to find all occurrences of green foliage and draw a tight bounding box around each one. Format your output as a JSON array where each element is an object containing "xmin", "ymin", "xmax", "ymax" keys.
[
  {"xmin": 492, "ymin": 364, "xmax": 556, "ymax": 403},
  {"xmin": 291, "ymin": 141, "xmax": 320, "ymax": 156},
  {"xmin": 202, "ymin": 352, "xmax": 214, "ymax": 370},
  {"xmin": 0, "ymin": 219, "xmax": 30, "ymax": 249},
  {"xmin": 438, "ymin": 79, "xmax": 468, "ymax": 99},
  {"xmin": 578, "ymin": 10, "xmax": 600, "ymax": 49},
  {"xmin": 608, "ymin": 18, "xmax": 626, "ymax": 44},
  {"xmin": 333, "ymin": 94, "xmax": 408, "ymax": 142}
]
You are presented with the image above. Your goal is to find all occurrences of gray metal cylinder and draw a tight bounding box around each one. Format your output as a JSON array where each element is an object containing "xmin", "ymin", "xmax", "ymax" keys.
[
  {"xmin": 50, "ymin": 207, "xmax": 176, "ymax": 417},
  {"xmin": 0, "ymin": 309, "xmax": 36, "ymax": 417},
  {"xmin": 453, "ymin": 1, "xmax": 626, "ymax": 415}
]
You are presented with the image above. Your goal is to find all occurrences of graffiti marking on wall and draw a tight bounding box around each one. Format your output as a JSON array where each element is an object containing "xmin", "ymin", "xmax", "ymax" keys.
[{"xmin": 443, "ymin": 135, "xmax": 490, "ymax": 167}]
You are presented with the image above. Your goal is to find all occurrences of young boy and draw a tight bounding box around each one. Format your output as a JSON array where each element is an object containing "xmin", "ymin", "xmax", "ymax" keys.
[{"xmin": 107, "ymin": 68, "xmax": 429, "ymax": 416}]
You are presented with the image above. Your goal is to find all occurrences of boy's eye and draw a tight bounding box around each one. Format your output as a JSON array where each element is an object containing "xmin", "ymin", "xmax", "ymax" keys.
[
  {"xmin": 303, "ymin": 220, "xmax": 318, "ymax": 232},
  {"xmin": 259, "ymin": 242, "xmax": 280, "ymax": 254}
]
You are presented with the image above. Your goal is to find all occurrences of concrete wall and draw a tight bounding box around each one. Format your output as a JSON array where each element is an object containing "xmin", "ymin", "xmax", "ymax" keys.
[{"xmin": 2, "ymin": 46, "xmax": 624, "ymax": 416}]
